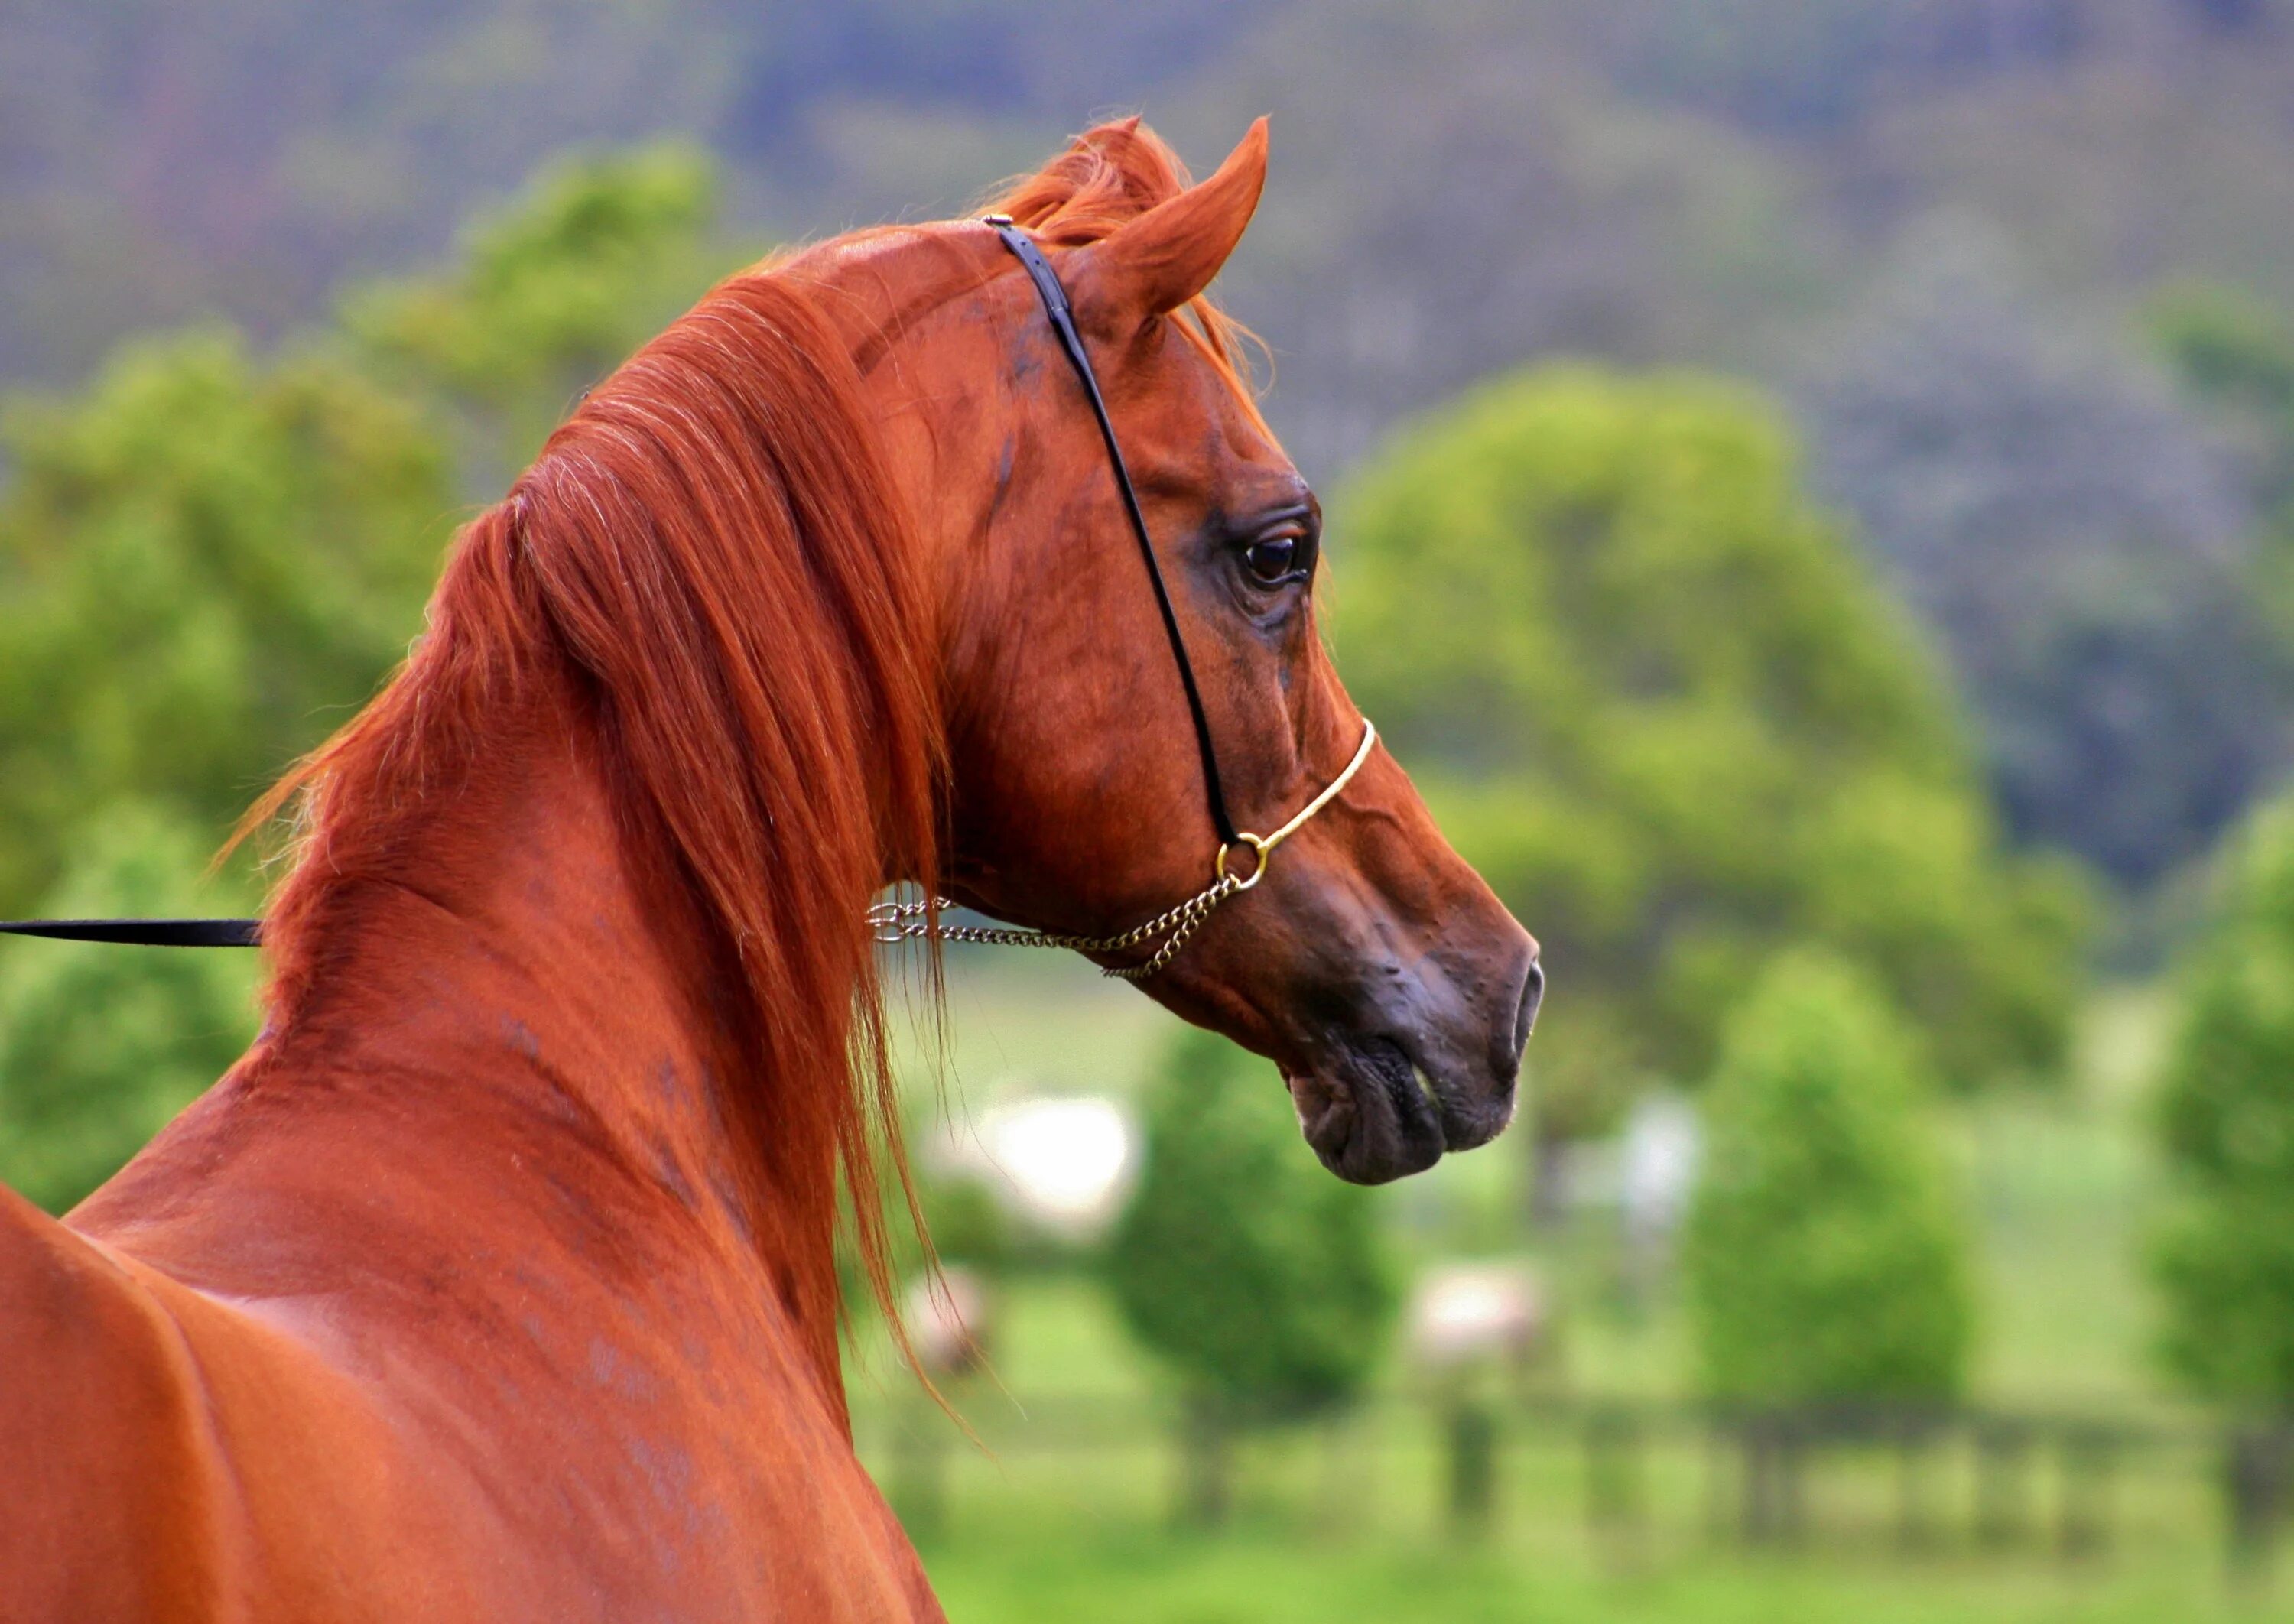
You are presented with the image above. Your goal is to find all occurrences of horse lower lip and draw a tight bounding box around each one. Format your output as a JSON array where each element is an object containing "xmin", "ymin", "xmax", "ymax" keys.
[
  {"xmin": 1376, "ymin": 1028, "xmax": 1516, "ymax": 1155},
  {"xmin": 1285, "ymin": 1068, "xmax": 1354, "ymax": 1156},
  {"xmin": 1289, "ymin": 1041, "xmax": 1445, "ymax": 1184}
]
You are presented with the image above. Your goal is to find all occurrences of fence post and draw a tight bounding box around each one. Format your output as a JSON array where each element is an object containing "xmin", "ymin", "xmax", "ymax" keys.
[
  {"xmin": 1739, "ymin": 1416, "xmax": 1773, "ymax": 1547},
  {"xmin": 1782, "ymin": 1415, "xmax": 1809, "ymax": 1546},
  {"xmin": 1315, "ymin": 1410, "xmax": 1367, "ymax": 1539},
  {"xmin": 1585, "ymin": 1404, "xmax": 1644, "ymax": 1550},
  {"xmin": 1974, "ymin": 1417, "xmax": 2032, "ymax": 1550},
  {"xmin": 2224, "ymin": 1421, "xmax": 2289, "ymax": 1582},
  {"xmin": 1178, "ymin": 1396, "xmax": 1233, "ymax": 1529},
  {"xmin": 2055, "ymin": 1424, "xmax": 2117, "ymax": 1561},
  {"xmin": 1444, "ymin": 1392, "xmax": 1498, "ymax": 1538},
  {"xmin": 1703, "ymin": 1416, "xmax": 1733, "ymax": 1544},
  {"xmin": 1741, "ymin": 1412, "xmax": 1805, "ymax": 1548},
  {"xmin": 1894, "ymin": 1412, "xmax": 1938, "ymax": 1554}
]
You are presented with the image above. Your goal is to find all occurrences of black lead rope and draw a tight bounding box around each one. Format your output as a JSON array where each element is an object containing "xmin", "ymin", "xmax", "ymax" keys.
[
  {"xmin": 0, "ymin": 918, "xmax": 260, "ymax": 947},
  {"xmin": 0, "ymin": 219, "xmax": 1241, "ymax": 953},
  {"xmin": 984, "ymin": 216, "xmax": 1241, "ymax": 850}
]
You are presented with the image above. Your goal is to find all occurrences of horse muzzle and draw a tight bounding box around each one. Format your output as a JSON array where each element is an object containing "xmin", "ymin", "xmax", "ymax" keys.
[{"xmin": 1279, "ymin": 930, "xmax": 1541, "ymax": 1185}]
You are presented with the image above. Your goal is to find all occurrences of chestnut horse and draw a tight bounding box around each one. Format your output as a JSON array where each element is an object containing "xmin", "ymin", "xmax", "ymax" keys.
[{"xmin": 0, "ymin": 119, "xmax": 1537, "ymax": 1621}]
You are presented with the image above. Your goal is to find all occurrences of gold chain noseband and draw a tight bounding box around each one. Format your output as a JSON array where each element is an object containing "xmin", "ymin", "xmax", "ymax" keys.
[{"xmin": 869, "ymin": 718, "xmax": 1377, "ymax": 980}]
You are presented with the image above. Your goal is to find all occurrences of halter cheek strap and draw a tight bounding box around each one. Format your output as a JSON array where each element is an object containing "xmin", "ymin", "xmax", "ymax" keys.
[
  {"xmin": 865, "ymin": 216, "xmax": 1382, "ymax": 980},
  {"xmin": 984, "ymin": 217, "xmax": 1240, "ymax": 849}
]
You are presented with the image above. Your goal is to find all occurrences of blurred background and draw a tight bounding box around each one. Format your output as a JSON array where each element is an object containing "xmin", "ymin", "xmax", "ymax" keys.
[{"xmin": 7, "ymin": 1, "xmax": 2294, "ymax": 1619}]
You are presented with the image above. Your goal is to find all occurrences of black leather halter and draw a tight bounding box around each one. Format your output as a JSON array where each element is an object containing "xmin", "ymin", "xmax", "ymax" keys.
[
  {"xmin": 0, "ymin": 218, "xmax": 1243, "ymax": 952},
  {"xmin": 983, "ymin": 216, "xmax": 1239, "ymax": 848}
]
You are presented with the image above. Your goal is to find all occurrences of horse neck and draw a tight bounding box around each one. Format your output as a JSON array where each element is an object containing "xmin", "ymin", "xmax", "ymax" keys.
[{"xmin": 242, "ymin": 668, "xmax": 850, "ymax": 1392}]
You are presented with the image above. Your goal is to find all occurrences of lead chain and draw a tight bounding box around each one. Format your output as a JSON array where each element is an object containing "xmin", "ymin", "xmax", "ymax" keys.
[{"xmin": 866, "ymin": 868, "xmax": 1246, "ymax": 983}]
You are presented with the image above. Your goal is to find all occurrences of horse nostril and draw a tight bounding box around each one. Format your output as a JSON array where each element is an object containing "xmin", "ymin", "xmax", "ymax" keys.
[{"xmin": 1513, "ymin": 960, "xmax": 1545, "ymax": 1057}]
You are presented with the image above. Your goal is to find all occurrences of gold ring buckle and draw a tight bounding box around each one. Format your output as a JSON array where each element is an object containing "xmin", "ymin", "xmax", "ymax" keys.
[{"xmin": 1215, "ymin": 833, "xmax": 1270, "ymax": 891}]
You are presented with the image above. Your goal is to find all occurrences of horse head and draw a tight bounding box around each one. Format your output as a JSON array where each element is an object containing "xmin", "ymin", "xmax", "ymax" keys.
[
  {"xmin": 820, "ymin": 120, "xmax": 1541, "ymax": 1184},
  {"xmin": 1, "ymin": 115, "xmax": 1543, "ymax": 1624}
]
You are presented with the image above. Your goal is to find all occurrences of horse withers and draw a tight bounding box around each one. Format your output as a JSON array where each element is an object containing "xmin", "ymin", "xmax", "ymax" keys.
[{"xmin": 0, "ymin": 117, "xmax": 1538, "ymax": 1621}]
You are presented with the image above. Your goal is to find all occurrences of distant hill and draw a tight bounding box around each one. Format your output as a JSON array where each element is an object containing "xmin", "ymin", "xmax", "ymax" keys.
[
  {"xmin": 5, "ymin": 0, "xmax": 2291, "ymax": 888},
  {"xmin": 11, "ymin": 0, "xmax": 2294, "ymax": 451}
]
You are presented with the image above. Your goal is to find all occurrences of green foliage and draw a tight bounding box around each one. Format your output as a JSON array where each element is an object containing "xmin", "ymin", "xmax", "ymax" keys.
[
  {"xmin": 0, "ymin": 329, "xmax": 454, "ymax": 905},
  {"xmin": 346, "ymin": 143, "xmax": 727, "ymax": 473},
  {"xmin": 1683, "ymin": 949, "xmax": 1974, "ymax": 1403},
  {"xmin": 1811, "ymin": 250, "xmax": 2282, "ymax": 890},
  {"xmin": 2153, "ymin": 280, "xmax": 2294, "ymax": 647},
  {"xmin": 918, "ymin": 1170, "xmax": 1012, "ymax": 1275},
  {"xmin": 1106, "ymin": 1028, "xmax": 1397, "ymax": 1415},
  {"xmin": 0, "ymin": 145, "xmax": 732, "ymax": 1207},
  {"xmin": 2150, "ymin": 793, "xmax": 2294, "ymax": 1407},
  {"xmin": 2153, "ymin": 281, "xmax": 2294, "ymax": 503},
  {"xmin": 1334, "ymin": 365, "xmax": 2088, "ymax": 1117},
  {"xmin": 0, "ymin": 804, "xmax": 258, "ymax": 1213},
  {"xmin": 0, "ymin": 145, "xmax": 736, "ymax": 917}
]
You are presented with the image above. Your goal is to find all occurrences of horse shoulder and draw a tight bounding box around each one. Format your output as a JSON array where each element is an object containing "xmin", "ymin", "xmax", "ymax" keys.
[{"xmin": 0, "ymin": 1184, "xmax": 248, "ymax": 1620}]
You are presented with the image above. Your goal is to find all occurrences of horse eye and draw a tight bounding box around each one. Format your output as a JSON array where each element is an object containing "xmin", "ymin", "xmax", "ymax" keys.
[{"xmin": 1243, "ymin": 535, "xmax": 1301, "ymax": 586}]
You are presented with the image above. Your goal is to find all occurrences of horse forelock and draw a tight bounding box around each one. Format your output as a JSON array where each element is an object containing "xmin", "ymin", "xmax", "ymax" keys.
[
  {"xmin": 983, "ymin": 116, "xmax": 1273, "ymax": 433},
  {"xmin": 242, "ymin": 268, "xmax": 944, "ymax": 1341}
]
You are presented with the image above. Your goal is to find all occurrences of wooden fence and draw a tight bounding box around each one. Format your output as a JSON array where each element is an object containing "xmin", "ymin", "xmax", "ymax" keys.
[{"xmin": 862, "ymin": 1389, "xmax": 2294, "ymax": 1579}]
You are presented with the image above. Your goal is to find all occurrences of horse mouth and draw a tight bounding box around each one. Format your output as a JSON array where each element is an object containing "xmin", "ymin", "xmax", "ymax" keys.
[{"xmin": 1282, "ymin": 1034, "xmax": 1513, "ymax": 1185}]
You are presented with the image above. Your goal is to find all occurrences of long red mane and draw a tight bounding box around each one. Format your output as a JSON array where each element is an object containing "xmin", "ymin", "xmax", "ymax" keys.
[
  {"xmin": 236, "ymin": 118, "xmax": 1249, "ymax": 1328},
  {"xmin": 241, "ymin": 274, "xmax": 942, "ymax": 1317}
]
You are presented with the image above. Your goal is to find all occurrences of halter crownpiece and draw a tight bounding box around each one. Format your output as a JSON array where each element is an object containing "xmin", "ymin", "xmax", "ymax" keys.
[{"xmin": 5, "ymin": 215, "xmax": 1383, "ymax": 980}]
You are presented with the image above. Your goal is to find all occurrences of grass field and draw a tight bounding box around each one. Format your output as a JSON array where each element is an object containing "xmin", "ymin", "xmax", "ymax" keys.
[
  {"xmin": 921, "ymin": 1531, "xmax": 2279, "ymax": 1624},
  {"xmin": 855, "ymin": 955, "xmax": 2283, "ymax": 1621}
]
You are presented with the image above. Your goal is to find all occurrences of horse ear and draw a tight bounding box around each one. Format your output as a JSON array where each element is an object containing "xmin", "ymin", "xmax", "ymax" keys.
[{"xmin": 1070, "ymin": 118, "xmax": 1268, "ymax": 334}]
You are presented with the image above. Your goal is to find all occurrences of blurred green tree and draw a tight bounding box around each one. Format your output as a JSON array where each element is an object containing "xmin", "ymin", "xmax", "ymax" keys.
[
  {"xmin": 0, "ymin": 146, "xmax": 734, "ymax": 909},
  {"xmin": 2153, "ymin": 281, "xmax": 2294, "ymax": 508},
  {"xmin": 1683, "ymin": 948, "xmax": 1974, "ymax": 1404},
  {"xmin": 345, "ymin": 142, "xmax": 729, "ymax": 479},
  {"xmin": 915, "ymin": 1171, "xmax": 1012, "ymax": 1277},
  {"xmin": 0, "ymin": 804, "xmax": 258, "ymax": 1213},
  {"xmin": 1333, "ymin": 365, "xmax": 2088, "ymax": 1161},
  {"xmin": 2153, "ymin": 280, "xmax": 2294, "ymax": 647},
  {"xmin": 1805, "ymin": 244, "xmax": 2283, "ymax": 890},
  {"xmin": 0, "ymin": 145, "xmax": 733, "ymax": 1206},
  {"xmin": 0, "ymin": 329, "xmax": 453, "ymax": 908},
  {"xmin": 1107, "ymin": 1026, "xmax": 1398, "ymax": 1523},
  {"xmin": 2150, "ymin": 794, "xmax": 2294, "ymax": 1408}
]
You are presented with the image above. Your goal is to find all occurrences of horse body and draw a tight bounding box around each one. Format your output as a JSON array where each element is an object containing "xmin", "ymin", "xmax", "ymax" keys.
[
  {"xmin": 5, "ymin": 689, "xmax": 933, "ymax": 1620},
  {"xmin": 2, "ymin": 117, "xmax": 1539, "ymax": 1618}
]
